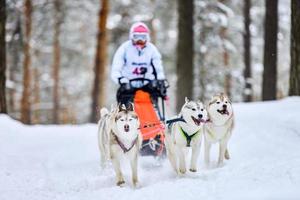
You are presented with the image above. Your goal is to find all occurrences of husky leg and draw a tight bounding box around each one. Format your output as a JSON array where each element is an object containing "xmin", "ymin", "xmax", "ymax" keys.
[
  {"xmin": 97, "ymin": 127, "xmax": 105, "ymax": 168},
  {"xmin": 165, "ymin": 137, "xmax": 178, "ymax": 173},
  {"xmin": 111, "ymin": 151, "xmax": 125, "ymax": 186},
  {"xmin": 218, "ymin": 141, "xmax": 227, "ymax": 166},
  {"xmin": 190, "ymin": 142, "xmax": 201, "ymax": 172},
  {"xmin": 177, "ymin": 147, "xmax": 186, "ymax": 174},
  {"xmin": 130, "ymin": 148, "xmax": 138, "ymax": 187},
  {"xmin": 167, "ymin": 148, "xmax": 178, "ymax": 173},
  {"xmin": 204, "ymin": 140, "xmax": 211, "ymax": 167}
]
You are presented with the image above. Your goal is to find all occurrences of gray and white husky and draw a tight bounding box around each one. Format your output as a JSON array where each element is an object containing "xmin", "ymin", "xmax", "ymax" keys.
[
  {"xmin": 165, "ymin": 97, "xmax": 208, "ymax": 174},
  {"xmin": 204, "ymin": 93, "xmax": 234, "ymax": 167},
  {"xmin": 98, "ymin": 103, "xmax": 142, "ymax": 187}
]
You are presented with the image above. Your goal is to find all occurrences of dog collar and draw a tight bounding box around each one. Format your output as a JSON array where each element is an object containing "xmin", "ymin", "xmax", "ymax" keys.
[{"xmin": 179, "ymin": 126, "xmax": 200, "ymax": 147}]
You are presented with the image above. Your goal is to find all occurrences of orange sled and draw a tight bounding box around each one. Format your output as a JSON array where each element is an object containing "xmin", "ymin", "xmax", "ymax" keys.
[{"xmin": 134, "ymin": 90, "xmax": 165, "ymax": 156}]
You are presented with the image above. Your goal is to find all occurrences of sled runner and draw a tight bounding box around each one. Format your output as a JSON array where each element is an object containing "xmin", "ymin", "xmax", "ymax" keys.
[{"xmin": 119, "ymin": 78, "xmax": 169, "ymax": 157}]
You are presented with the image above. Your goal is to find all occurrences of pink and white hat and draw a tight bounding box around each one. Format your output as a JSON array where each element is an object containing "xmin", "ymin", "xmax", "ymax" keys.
[{"xmin": 129, "ymin": 22, "xmax": 150, "ymax": 43}]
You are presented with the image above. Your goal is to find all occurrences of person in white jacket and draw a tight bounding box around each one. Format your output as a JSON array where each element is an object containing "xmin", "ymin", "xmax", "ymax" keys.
[{"xmin": 111, "ymin": 22, "xmax": 167, "ymax": 105}]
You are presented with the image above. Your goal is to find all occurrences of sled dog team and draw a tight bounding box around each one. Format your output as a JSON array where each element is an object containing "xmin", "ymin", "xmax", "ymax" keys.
[{"xmin": 97, "ymin": 93, "xmax": 234, "ymax": 187}]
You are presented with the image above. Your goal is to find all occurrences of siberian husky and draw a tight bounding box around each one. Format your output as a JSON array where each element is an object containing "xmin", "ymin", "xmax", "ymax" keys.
[
  {"xmin": 98, "ymin": 103, "xmax": 142, "ymax": 187},
  {"xmin": 165, "ymin": 97, "xmax": 208, "ymax": 174},
  {"xmin": 204, "ymin": 93, "xmax": 234, "ymax": 167}
]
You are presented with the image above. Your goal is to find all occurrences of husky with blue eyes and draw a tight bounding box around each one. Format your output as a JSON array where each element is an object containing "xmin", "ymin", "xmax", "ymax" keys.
[
  {"xmin": 165, "ymin": 97, "xmax": 208, "ymax": 174},
  {"xmin": 98, "ymin": 103, "xmax": 142, "ymax": 187},
  {"xmin": 204, "ymin": 93, "xmax": 234, "ymax": 167}
]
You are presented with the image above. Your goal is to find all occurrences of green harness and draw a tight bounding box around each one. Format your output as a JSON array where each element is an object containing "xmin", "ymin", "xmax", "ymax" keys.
[{"xmin": 179, "ymin": 126, "xmax": 200, "ymax": 147}]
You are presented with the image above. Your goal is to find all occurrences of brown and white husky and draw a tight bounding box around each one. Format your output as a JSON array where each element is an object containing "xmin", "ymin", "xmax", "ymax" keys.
[
  {"xmin": 204, "ymin": 93, "xmax": 234, "ymax": 167},
  {"xmin": 165, "ymin": 97, "xmax": 208, "ymax": 174},
  {"xmin": 98, "ymin": 103, "xmax": 142, "ymax": 187}
]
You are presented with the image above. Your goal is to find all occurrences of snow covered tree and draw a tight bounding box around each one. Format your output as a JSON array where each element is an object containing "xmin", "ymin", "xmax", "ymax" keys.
[
  {"xmin": 243, "ymin": 0, "xmax": 253, "ymax": 102},
  {"xmin": 21, "ymin": 0, "xmax": 32, "ymax": 124},
  {"xmin": 90, "ymin": 0, "xmax": 109, "ymax": 123},
  {"xmin": 7, "ymin": 9, "xmax": 22, "ymax": 114},
  {"xmin": 2, "ymin": 0, "xmax": 292, "ymax": 123},
  {"xmin": 219, "ymin": 0, "xmax": 232, "ymax": 99},
  {"xmin": 289, "ymin": 0, "xmax": 300, "ymax": 96},
  {"xmin": 262, "ymin": 0, "xmax": 278, "ymax": 101},
  {"xmin": 195, "ymin": 0, "xmax": 237, "ymax": 101},
  {"xmin": 0, "ymin": 0, "xmax": 7, "ymax": 113},
  {"xmin": 176, "ymin": 0, "xmax": 194, "ymax": 112}
]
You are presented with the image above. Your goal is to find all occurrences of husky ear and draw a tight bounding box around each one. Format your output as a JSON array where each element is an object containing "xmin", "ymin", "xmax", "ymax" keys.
[
  {"xmin": 118, "ymin": 103, "xmax": 127, "ymax": 112},
  {"xmin": 185, "ymin": 97, "xmax": 190, "ymax": 103},
  {"xmin": 126, "ymin": 102, "xmax": 134, "ymax": 111},
  {"xmin": 197, "ymin": 99, "xmax": 202, "ymax": 104},
  {"xmin": 110, "ymin": 103, "xmax": 115, "ymax": 112}
]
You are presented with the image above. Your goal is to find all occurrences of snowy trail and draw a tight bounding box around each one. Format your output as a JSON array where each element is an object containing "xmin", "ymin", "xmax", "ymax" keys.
[{"xmin": 1, "ymin": 98, "xmax": 300, "ymax": 200}]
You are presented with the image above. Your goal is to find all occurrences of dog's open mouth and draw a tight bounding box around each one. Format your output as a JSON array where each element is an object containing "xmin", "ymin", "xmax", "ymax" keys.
[
  {"xmin": 217, "ymin": 109, "xmax": 229, "ymax": 115},
  {"xmin": 191, "ymin": 116, "xmax": 203, "ymax": 126},
  {"xmin": 124, "ymin": 124, "xmax": 130, "ymax": 132}
]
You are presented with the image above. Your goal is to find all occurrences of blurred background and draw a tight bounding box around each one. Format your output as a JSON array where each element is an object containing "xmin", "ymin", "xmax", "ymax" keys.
[{"xmin": 0, "ymin": 0, "xmax": 298, "ymax": 124}]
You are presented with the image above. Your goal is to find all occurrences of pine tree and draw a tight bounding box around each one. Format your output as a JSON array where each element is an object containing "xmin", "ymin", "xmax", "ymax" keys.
[
  {"xmin": 0, "ymin": 0, "xmax": 7, "ymax": 113},
  {"xmin": 176, "ymin": 0, "xmax": 194, "ymax": 112},
  {"xmin": 52, "ymin": 0, "xmax": 63, "ymax": 124},
  {"xmin": 243, "ymin": 0, "xmax": 253, "ymax": 102},
  {"xmin": 20, "ymin": 0, "xmax": 33, "ymax": 123},
  {"xmin": 90, "ymin": 0, "xmax": 109, "ymax": 122},
  {"xmin": 262, "ymin": 0, "xmax": 278, "ymax": 101},
  {"xmin": 289, "ymin": 0, "xmax": 300, "ymax": 96}
]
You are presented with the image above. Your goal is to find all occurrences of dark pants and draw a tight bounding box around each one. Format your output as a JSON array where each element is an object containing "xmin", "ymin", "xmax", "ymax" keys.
[{"xmin": 116, "ymin": 83, "xmax": 158, "ymax": 106}]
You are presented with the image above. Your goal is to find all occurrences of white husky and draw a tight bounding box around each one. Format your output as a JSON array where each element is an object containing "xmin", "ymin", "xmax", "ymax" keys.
[
  {"xmin": 165, "ymin": 97, "xmax": 208, "ymax": 174},
  {"xmin": 204, "ymin": 93, "xmax": 234, "ymax": 167},
  {"xmin": 98, "ymin": 103, "xmax": 142, "ymax": 187}
]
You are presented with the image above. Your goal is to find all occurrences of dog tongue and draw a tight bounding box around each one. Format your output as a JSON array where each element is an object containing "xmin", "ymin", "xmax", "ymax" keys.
[{"xmin": 192, "ymin": 117, "xmax": 201, "ymax": 125}]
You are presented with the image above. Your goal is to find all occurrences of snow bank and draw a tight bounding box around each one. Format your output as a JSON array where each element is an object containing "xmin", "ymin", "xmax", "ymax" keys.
[{"xmin": 1, "ymin": 97, "xmax": 300, "ymax": 200}]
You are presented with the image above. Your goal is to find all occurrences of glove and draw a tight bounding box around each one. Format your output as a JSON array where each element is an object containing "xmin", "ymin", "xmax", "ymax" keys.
[
  {"xmin": 157, "ymin": 79, "xmax": 167, "ymax": 98},
  {"xmin": 157, "ymin": 79, "xmax": 165, "ymax": 86},
  {"xmin": 119, "ymin": 77, "xmax": 129, "ymax": 84}
]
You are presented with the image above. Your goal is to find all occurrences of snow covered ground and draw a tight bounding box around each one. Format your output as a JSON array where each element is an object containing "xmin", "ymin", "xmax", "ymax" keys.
[{"xmin": 1, "ymin": 98, "xmax": 300, "ymax": 200}]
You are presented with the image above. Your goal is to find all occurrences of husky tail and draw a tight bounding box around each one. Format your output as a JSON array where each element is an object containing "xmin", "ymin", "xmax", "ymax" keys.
[
  {"xmin": 100, "ymin": 107, "xmax": 109, "ymax": 118},
  {"xmin": 164, "ymin": 124, "xmax": 178, "ymax": 173},
  {"xmin": 98, "ymin": 107, "xmax": 110, "ymax": 168}
]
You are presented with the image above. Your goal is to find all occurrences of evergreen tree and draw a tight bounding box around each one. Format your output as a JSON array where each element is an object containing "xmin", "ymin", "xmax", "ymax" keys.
[
  {"xmin": 289, "ymin": 0, "xmax": 300, "ymax": 96},
  {"xmin": 262, "ymin": 0, "xmax": 278, "ymax": 100},
  {"xmin": 176, "ymin": 0, "xmax": 194, "ymax": 111}
]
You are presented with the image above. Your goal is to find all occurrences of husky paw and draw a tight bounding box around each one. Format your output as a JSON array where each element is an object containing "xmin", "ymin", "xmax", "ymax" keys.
[
  {"xmin": 133, "ymin": 181, "xmax": 140, "ymax": 188},
  {"xmin": 217, "ymin": 162, "xmax": 225, "ymax": 168},
  {"xmin": 117, "ymin": 180, "xmax": 125, "ymax": 186},
  {"xmin": 189, "ymin": 168, "xmax": 197, "ymax": 172},
  {"xmin": 179, "ymin": 168, "xmax": 186, "ymax": 174},
  {"xmin": 132, "ymin": 178, "xmax": 139, "ymax": 187},
  {"xmin": 225, "ymin": 153, "xmax": 230, "ymax": 160}
]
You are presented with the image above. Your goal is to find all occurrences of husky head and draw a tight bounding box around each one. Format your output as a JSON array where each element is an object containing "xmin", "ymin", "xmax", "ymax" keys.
[
  {"xmin": 181, "ymin": 97, "xmax": 208, "ymax": 127},
  {"xmin": 114, "ymin": 103, "xmax": 140, "ymax": 134},
  {"xmin": 208, "ymin": 93, "xmax": 233, "ymax": 121}
]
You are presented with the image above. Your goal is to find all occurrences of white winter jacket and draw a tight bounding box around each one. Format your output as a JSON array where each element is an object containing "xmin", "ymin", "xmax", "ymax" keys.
[{"xmin": 111, "ymin": 40, "xmax": 165, "ymax": 84}]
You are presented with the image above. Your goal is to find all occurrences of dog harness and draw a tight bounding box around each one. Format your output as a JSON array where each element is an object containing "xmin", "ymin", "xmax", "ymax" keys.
[
  {"xmin": 166, "ymin": 116, "xmax": 186, "ymax": 127},
  {"xmin": 179, "ymin": 126, "xmax": 200, "ymax": 147},
  {"xmin": 112, "ymin": 132, "xmax": 138, "ymax": 153}
]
